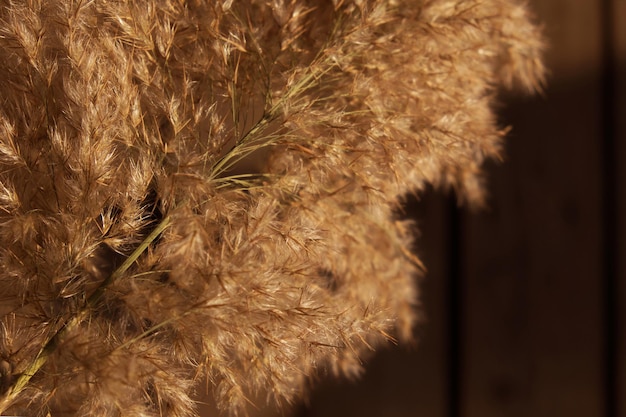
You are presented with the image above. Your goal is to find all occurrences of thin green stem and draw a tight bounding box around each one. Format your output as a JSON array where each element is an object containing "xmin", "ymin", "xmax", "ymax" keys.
[{"xmin": 0, "ymin": 216, "xmax": 172, "ymax": 411}]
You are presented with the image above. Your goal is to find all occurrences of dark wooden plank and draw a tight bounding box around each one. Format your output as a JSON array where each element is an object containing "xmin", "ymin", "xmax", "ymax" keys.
[
  {"xmin": 461, "ymin": 1, "xmax": 606, "ymax": 416},
  {"xmin": 292, "ymin": 191, "xmax": 451, "ymax": 417},
  {"xmin": 461, "ymin": 2, "xmax": 606, "ymax": 417},
  {"xmin": 613, "ymin": 1, "xmax": 626, "ymax": 416},
  {"xmin": 462, "ymin": 83, "xmax": 605, "ymax": 416}
]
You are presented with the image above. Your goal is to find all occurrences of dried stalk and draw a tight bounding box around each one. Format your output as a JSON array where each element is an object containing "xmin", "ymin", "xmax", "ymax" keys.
[
  {"xmin": 0, "ymin": 0, "xmax": 544, "ymax": 415},
  {"xmin": 0, "ymin": 216, "xmax": 171, "ymax": 412}
]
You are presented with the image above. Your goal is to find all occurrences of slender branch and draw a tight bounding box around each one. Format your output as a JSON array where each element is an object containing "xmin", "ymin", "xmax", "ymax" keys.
[{"xmin": 0, "ymin": 216, "xmax": 172, "ymax": 411}]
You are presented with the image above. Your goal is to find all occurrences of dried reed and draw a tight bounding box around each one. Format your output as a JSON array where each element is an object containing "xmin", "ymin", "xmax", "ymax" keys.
[{"xmin": 0, "ymin": 0, "xmax": 544, "ymax": 415}]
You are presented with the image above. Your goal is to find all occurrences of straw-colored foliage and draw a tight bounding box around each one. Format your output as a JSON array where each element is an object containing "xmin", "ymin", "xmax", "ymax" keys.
[{"xmin": 0, "ymin": 0, "xmax": 544, "ymax": 415}]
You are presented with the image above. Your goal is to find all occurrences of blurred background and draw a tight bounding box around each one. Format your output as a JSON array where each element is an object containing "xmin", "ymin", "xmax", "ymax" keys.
[{"xmin": 203, "ymin": 1, "xmax": 626, "ymax": 416}]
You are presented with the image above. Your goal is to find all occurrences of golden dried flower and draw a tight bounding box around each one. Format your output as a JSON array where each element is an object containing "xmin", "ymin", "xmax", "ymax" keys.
[{"xmin": 0, "ymin": 0, "xmax": 544, "ymax": 415}]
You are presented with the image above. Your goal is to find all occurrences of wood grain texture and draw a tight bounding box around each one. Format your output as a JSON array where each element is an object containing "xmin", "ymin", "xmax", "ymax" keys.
[
  {"xmin": 461, "ymin": 1, "xmax": 606, "ymax": 416},
  {"xmin": 613, "ymin": 0, "xmax": 626, "ymax": 415}
]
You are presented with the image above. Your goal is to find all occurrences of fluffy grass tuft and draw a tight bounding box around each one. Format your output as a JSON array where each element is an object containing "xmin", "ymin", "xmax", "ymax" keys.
[{"xmin": 0, "ymin": 0, "xmax": 544, "ymax": 415}]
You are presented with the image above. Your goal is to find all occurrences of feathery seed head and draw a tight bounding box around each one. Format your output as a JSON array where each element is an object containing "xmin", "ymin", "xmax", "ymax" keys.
[{"xmin": 0, "ymin": 0, "xmax": 544, "ymax": 415}]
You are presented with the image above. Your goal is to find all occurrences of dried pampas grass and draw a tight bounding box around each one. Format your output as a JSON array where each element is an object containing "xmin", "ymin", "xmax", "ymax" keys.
[{"xmin": 0, "ymin": 0, "xmax": 544, "ymax": 415}]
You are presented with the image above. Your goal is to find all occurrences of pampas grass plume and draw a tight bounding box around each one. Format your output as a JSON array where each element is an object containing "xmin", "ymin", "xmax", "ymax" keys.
[{"xmin": 0, "ymin": 0, "xmax": 544, "ymax": 415}]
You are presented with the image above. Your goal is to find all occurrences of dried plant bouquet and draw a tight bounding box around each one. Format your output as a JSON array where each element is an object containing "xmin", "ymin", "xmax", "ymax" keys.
[{"xmin": 0, "ymin": 0, "xmax": 544, "ymax": 415}]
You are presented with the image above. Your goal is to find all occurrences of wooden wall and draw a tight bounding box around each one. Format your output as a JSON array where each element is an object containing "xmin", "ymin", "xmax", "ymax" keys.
[
  {"xmin": 288, "ymin": 1, "xmax": 626, "ymax": 417},
  {"xmin": 614, "ymin": 1, "xmax": 626, "ymax": 416}
]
